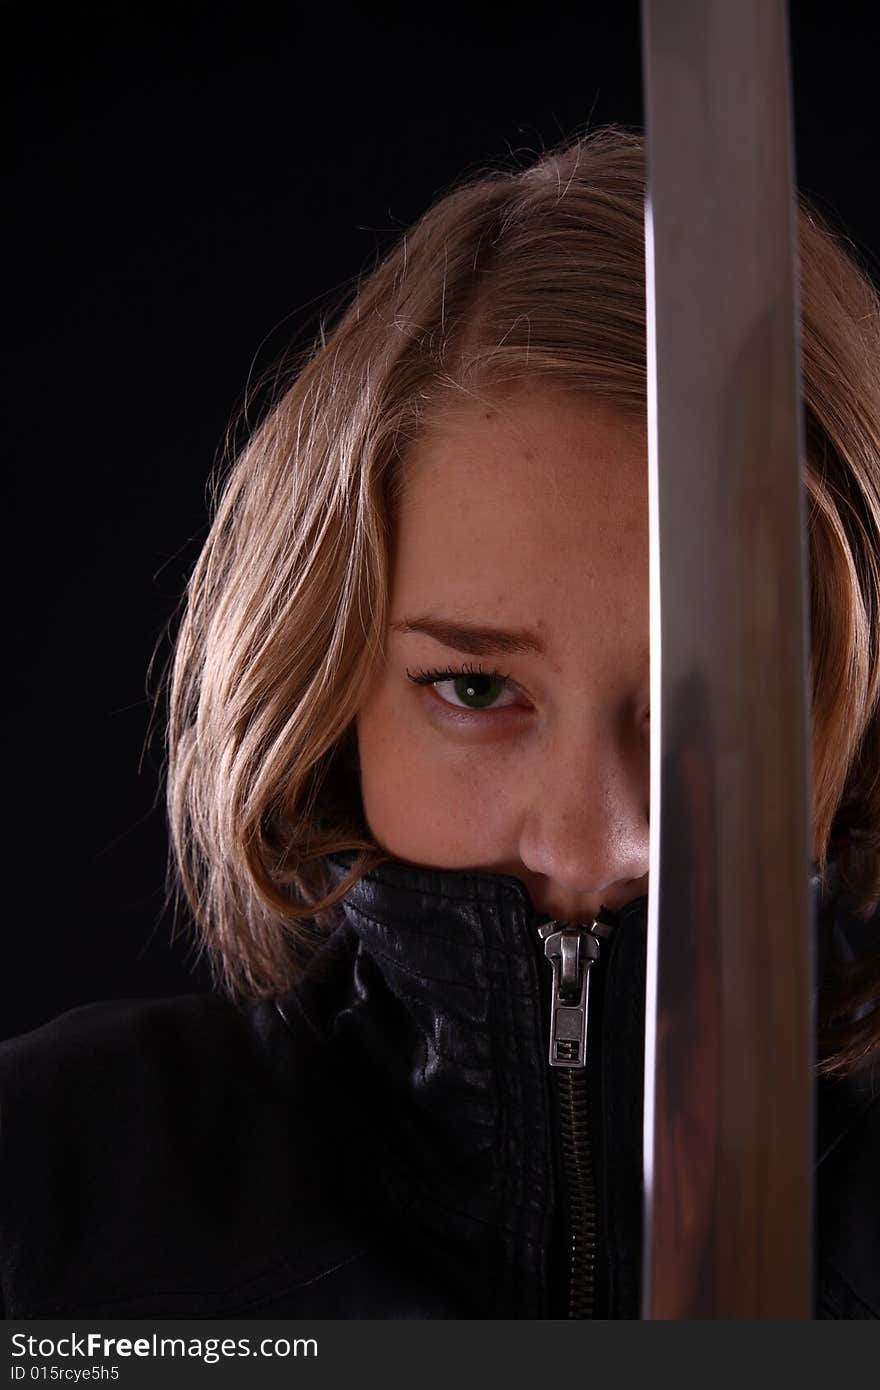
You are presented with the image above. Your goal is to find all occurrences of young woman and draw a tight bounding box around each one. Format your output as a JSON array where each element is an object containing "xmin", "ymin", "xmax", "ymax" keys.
[{"xmin": 1, "ymin": 126, "xmax": 878, "ymax": 1320}]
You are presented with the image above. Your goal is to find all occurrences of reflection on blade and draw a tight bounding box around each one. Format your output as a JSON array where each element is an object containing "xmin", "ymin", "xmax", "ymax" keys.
[{"xmin": 641, "ymin": 0, "xmax": 814, "ymax": 1318}]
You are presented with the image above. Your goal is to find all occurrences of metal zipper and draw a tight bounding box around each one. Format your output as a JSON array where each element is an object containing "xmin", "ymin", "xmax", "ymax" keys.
[{"xmin": 538, "ymin": 908, "xmax": 618, "ymax": 1318}]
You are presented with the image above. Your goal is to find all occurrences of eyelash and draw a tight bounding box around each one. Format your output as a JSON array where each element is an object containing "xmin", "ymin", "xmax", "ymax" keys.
[
  {"xmin": 405, "ymin": 663, "xmax": 652, "ymax": 723},
  {"xmin": 405, "ymin": 662, "xmax": 516, "ymax": 712}
]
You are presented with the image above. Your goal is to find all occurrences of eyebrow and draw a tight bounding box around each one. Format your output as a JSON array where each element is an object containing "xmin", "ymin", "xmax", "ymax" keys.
[{"xmin": 389, "ymin": 615, "xmax": 546, "ymax": 656}]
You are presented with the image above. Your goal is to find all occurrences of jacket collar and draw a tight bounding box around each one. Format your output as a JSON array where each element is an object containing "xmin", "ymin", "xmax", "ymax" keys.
[
  {"xmin": 321, "ymin": 848, "xmax": 840, "ymax": 993},
  {"xmin": 280, "ymin": 849, "xmax": 848, "ymax": 1316},
  {"xmin": 292, "ymin": 850, "xmax": 642, "ymax": 1315}
]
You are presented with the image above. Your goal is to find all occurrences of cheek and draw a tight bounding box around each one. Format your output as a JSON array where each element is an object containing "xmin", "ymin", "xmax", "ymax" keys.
[{"xmin": 355, "ymin": 689, "xmax": 518, "ymax": 865}]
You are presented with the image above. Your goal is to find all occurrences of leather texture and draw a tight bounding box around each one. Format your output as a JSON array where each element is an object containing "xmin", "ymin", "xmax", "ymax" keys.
[{"xmin": 0, "ymin": 852, "xmax": 877, "ymax": 1319}]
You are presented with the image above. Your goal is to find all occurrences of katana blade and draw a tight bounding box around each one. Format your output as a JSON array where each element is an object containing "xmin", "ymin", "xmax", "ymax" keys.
[{"xmin": 640, "ymin": 0, "xmax": 814, "ymax": 1317}]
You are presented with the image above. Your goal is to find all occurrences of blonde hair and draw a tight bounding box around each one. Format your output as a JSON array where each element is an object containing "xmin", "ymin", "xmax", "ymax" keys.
[{"xmin": 160, "ymin": 125, "xmax": 880, "ymax": 1074}]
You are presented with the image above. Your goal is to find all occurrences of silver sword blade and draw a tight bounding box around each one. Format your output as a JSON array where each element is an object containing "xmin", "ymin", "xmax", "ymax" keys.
[{"xmin": 640, "ymin": 0, "xmax": 814, "ymax": 1317}]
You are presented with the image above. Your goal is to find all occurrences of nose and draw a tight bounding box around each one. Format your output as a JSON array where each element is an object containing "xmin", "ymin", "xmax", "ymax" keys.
[{"xmin": 516, "ymin": 723, "xmax": 650, "ymax": 920}]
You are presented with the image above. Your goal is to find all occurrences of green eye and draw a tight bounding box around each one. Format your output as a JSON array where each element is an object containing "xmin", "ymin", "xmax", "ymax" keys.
[
  {"xmin": 450, "ymin": 673, "xmax": 507, "ymax": 709},
  {"xmin": 406, "ymin": 663, "xmax": 516, "ymax": 713}
]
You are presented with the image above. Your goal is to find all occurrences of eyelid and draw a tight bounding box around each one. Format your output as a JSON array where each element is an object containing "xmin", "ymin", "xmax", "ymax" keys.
[
  {"xmin": 405, "ymin": 663, "xmax": 522, "ymax": 713},
  {"xmin": 405, "ymin": 664, "xmax": 651, "ymax": 724}
]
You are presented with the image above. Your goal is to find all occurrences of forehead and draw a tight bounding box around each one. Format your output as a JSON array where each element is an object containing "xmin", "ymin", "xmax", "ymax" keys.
[{"xmin": 391, "ymin": 390, "xmax": 649, "ymax": 654}]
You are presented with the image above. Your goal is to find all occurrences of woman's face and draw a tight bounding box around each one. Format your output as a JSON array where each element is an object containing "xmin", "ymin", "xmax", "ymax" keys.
[{"xmin": 355, "ymin": 385, "xmax": 651, "ymax": 922}]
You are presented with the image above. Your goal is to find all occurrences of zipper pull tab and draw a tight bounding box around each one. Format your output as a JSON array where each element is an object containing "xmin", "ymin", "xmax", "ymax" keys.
[{"xmin": 538, "ymin": 911, "xmax": 618, "ymax": 1069}]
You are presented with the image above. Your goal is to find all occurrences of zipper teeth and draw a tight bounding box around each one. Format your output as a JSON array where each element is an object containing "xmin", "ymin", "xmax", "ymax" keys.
[{"xmin": 557, "ymin": 1066, "xmax": 597, "ymax": 1318}]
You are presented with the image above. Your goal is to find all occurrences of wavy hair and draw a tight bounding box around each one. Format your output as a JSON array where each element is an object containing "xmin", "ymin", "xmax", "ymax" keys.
[{"xmin": 160, "ymin": 125, "xmax": 880, "ymax": 1075}]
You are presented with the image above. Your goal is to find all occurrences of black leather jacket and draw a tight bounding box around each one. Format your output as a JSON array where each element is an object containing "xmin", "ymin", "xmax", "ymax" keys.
[{"xmin": 1, "ymin": 851, "xmax": 878, "ymax": 1319}]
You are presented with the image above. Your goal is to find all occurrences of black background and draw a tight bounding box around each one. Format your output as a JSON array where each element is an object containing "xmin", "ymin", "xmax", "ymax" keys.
[{"xmin": 5, "ymin": 2, "xmax": 879, "ymax": 1041}]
